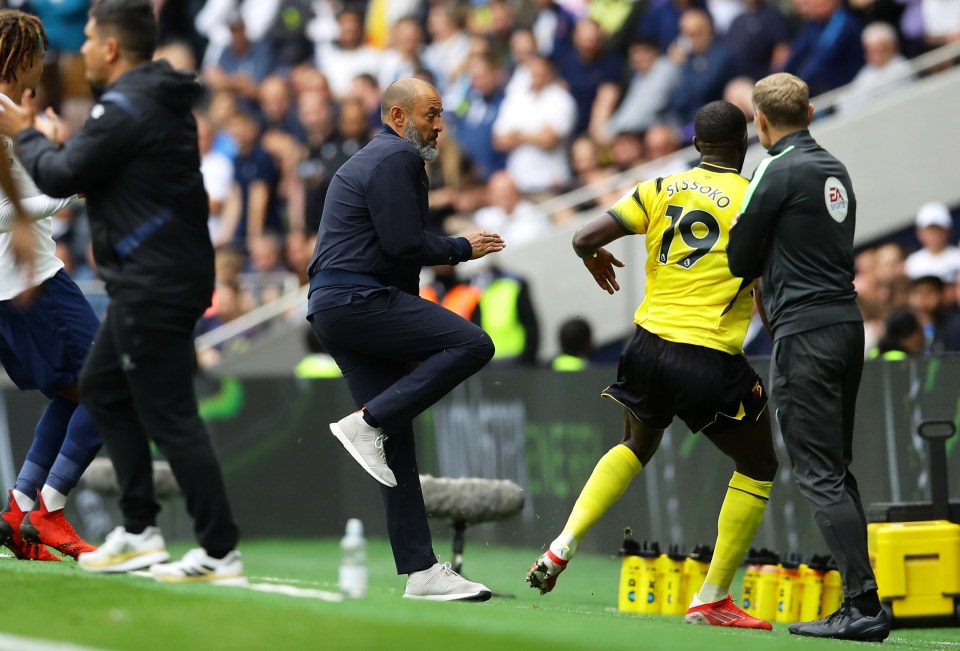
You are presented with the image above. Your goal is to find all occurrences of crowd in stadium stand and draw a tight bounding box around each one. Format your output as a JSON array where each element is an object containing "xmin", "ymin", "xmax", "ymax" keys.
[{"xmin": 25, "ymin": 0, "xmax": 960, "ymax": 365}]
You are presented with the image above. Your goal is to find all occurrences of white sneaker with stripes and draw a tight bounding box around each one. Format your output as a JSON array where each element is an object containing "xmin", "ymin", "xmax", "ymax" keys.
[{"xmin": 150, "ymin": 548, "xmax": 247, "ymax": 586}]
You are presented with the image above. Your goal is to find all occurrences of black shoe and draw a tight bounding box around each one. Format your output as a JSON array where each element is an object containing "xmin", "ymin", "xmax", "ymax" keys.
[{"xmin": 788, "ymin": 603, "xmax": 890, "ymax": 642}]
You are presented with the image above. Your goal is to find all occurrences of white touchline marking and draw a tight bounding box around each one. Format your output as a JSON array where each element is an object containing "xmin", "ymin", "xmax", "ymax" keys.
[
  {"xmin": 247, "ymin": 583, "xmax": 344, "ymax": 602},
  {"xmin": 129, "ymin": 571, "xmax": 343, "ymax": 601},
  {"xmin": 0, "ymin": 632, "xmax": 114, "ymax": 651}
]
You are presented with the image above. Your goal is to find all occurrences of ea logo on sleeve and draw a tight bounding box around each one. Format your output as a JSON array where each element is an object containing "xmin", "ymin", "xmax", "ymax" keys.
[{"xmin": 824, "ymin": 176, "xmax": 849, "ymax": 222}]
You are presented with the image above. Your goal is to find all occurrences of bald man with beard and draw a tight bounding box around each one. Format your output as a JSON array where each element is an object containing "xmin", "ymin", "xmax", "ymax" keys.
[{"xmin": 306, "ymin": 78, "xmax": 506, "ymax": 601}]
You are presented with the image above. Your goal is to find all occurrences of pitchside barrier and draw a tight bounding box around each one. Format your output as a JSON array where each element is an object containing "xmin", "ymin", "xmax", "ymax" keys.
[{"xmin": 0, "ymin": 356, "xmax": 957, "ymax": 555}]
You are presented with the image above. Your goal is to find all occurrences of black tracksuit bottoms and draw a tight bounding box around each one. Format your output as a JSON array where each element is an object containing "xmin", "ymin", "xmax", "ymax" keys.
[
  {"xmin": 309, "ymin": 285, "xmax": 495, "ymax": 574},
  {"xmin": 79, "ymin": 300, "xmax": 239, "ymax": 556},
  {"xmin": 771, "ymin": 321, "xmax": 878, "ymax": 599}
]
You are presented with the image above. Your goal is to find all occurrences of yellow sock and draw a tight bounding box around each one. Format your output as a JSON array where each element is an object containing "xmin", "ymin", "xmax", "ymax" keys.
[
  {"xmin": 560, "ymin": 444, "xmax": 643, "ymax": 546},
  {"xmin": 700, "ymin": 471, "xmax": 773, "ymax": 603}
]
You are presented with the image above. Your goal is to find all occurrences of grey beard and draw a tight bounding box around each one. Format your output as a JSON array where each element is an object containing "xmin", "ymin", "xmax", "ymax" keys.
[{"xmin": 403, "ymin": 122, "xmax": 439, "ymax": 162}]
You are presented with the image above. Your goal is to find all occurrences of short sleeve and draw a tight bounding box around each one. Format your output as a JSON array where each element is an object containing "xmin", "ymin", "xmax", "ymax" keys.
[{"xmin": 607, "ymin": 179, "xmax": 657, "ymax": 235}]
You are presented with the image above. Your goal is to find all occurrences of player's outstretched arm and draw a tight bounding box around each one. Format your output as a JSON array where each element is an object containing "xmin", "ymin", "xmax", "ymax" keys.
[{"xmin": 573, "ymin": 213, "xmax": 628, "ymax": 295}]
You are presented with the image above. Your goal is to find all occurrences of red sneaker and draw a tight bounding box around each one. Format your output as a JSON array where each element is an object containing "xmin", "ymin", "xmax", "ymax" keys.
[
  {"xmin": 0, "ymin": 491, "xmax": 60, "ymax": 561},
  {"xmin": 685, "ymin": 595, "xmax": 773, "ymax": 630},
  {"xmin": 21, "ymin": 493, "xmax": 97, "ymax": 559}
]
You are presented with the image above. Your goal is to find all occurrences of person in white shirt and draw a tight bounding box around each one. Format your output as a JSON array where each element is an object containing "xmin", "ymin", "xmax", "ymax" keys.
[
  {"xmin": 0, "ymin": 9, "xmax": 102, "ymax": 562},
  {"xmin": 905, "ymin": 201, "xmax": 960, "ymax": 283},
  {"xmin": 422, "ymin": 5, "xmax": 471, "ymax": 93},
  {"xmin": 472, "ymin": 171, "xmax": 551, "ymax": 247},
  {"xmin": 492, "ymin": 55, "xmax": 577, "ymax": 194},
  {"xmin": 316, "ymin": 7, "xmax": 382, "ymax": 99},
  {"xmin": 377, "ymin": 16, "xmax": 428, "ymax": 90},
  {"xmin": 196, "ymin": 112, "xmax": 234, "ymax": 242},
  {"xmin": 837, "ymin": 22, "xmax": 913, "ymax": 114}
]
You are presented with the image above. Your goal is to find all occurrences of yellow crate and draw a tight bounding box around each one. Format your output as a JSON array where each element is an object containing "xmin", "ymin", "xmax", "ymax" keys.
[{"xmin": 868, "ymin": 520, "xmax": 960, "ymax": 619}]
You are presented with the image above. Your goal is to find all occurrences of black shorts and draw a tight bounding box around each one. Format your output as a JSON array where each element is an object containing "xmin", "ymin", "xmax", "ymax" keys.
[{"xmin": 602, "ymin": 326, "xmax": 767, "ymax": 433}]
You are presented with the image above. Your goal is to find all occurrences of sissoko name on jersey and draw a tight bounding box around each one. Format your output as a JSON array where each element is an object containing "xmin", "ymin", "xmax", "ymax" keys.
[{"xmin": 607, "ymin": 163, "xmax": 753, "ymax": 355}]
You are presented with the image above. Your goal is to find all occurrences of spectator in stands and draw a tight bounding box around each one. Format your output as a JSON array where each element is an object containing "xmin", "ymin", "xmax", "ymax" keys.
[
  {"xmin": 505, "ymin": 28, "xmax": 537, "ymax": 96},
  {"xmin": 423, "ymin": 4, "xmax": 472, "ymax": 92},
  {"xmin": 297, "ymin": 90, "xmax": 348, "ymax": 234},
  {"xmin": 726, "ymin": 0, "xmax": 792, "ymax": 82},
  {"xmin": 217, "ymin": 112, "xmax": 283, "ymax": 250},
  {"xmin": 644, "ymin": 123, "xmax": 682, "ymax": 160},
  {"xmin": 472, "ymin": 171, "xmax": 552, "ymax": 247},
  {"xmin": 423, "ymin": 128, "xmax": 479, "ymax": 235},
  {"xmin": 552, "ymin": 317, "xmax": 594, "ymax": 371},
  {"xmin": 257, "ymin": 76, "xmax": 304, "ymax": 224},
  {"xmin": 837, "ymin": 22, "xmax": 912, "ymax": 113},
  {"xmin": 349, "ymin": 73, "xmax": 384, "ymax": 133},
  {"xmin": 196, "ymin": 278, "xmax": 253, "ymax": 367},
  {"xmin": 905, "ymin": 202, "xmax": 960, "ymax": 284},
  {"xmin": 707, "ymin": 0, "xmax": 746, "ymax": 35},
  {"xmin": 262, "ymin": 0, "xmax": 315, "ymax": 69},
  {"xmin": 644, "ymin": 123, "xmax": 688, "ymax": 177},
  {"xmin": 638, "ymin": 0, "xmax": 706, "ymax": 52},
  {"xmin": 601, "ymin": 39, "xmax": 680, "ymax": 143},
  {"xmin": 555, "ymin": 17, "xmax": 623, "ymax": 136},
  {"xmin": 723, "ymin": 76, "xmax": 757, "ymax": 121},
  {"xmin": 665, "ymin": 9, "xmax": 738, "ymax": 133},
  {"xmin": 197, "ymin": 112, "xmax": 234, "ymax": 242},
  {"xmin": 154, "ymin": 41, "xmax": 197, "ymax": 71},
  {"xmin": 31, "ymin": 0, "xmax": 91, "ymax": 123},
  {"xmin": 868, "ymin": 308, "xmax": 925, "ymax": 359},
  {"xmin": 204, "ymin": 12, "xmax": 273, "ymax": 100},
  {"xmin": 206, "ymin": 89, "xmax": 240, "ymax": 158},
  {"xmin": 922, "ymin": 0, "xmax": 960, "ymax": 48},
  {"xmin": 784, "ymin": 0, "xmax": 864, "ymax": 96},
  {"xmin": 246, "ymin": 232, "xmax": 289, "ymax": 304},
  {"xmin": 493, "ymin": 55, "xmax": 577, "ymax": 195},
  {"xmin": 609, "ymin": 130, "xmax": 646, "ymax": 171},
  {"xmin": 378, "ymin": 17, "xmax": 428, "ymax": 90},
  {"xmin": 908, "ymin": 275, "xmax": 960, "ymax": 352},
  {"xmin": 257, "ymin": 75, "xmax": 306, "ymax": 141},
  {"xmin": 448, "ymin": 54, "xmax": 508, "ymax": 182},
  {"xmin": 874, "ymin": 242, "xmax": 907, "ymax": 289},
  {"xmin": 195, "ymin": 0, "xmax": 280, "ymax": 70},
  {"xmin": 316, "ymin": 8, "xmax": 381, "ymax": 99},
  {"xmin": 530, "ymin": 0, "xmax": 576, "ymax": 57},
  {"xmin": 565, "ymin": 135, "xmax": 622, "ymax": 214}
]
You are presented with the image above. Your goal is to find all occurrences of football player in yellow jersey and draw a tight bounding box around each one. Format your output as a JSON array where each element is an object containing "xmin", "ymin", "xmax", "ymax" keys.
[{"xmin": 526, "ymin": 101, "xmax": 779, "ymax": 630}]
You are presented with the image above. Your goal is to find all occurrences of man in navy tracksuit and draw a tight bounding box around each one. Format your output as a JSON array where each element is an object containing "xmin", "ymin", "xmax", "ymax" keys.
[{"xmin": 307, "ymin": 77, "xmax": 505, "ymax": 601}]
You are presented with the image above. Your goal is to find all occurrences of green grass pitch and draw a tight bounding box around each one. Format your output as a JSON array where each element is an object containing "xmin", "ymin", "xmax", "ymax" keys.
[{"xmin": 1, "ymin": 539, "xmax": 957, "ymax": 650}]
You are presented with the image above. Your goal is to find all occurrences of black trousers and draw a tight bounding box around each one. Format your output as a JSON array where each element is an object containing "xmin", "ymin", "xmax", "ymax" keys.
[
  {"xmin": 309, "ymin": 286, "xmax": 495, "ymax": 574},
  {"xmin": 771, "ymin": 321, "xmax": 877, "ymax": 600},
  {"xmin": 79, "ymin": 301, "xmax": 239, "ymax": 556}
]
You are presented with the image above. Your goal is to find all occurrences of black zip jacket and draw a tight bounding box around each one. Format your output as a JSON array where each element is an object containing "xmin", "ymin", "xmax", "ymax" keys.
[
  {"xmin": 16, "ymin": 60, "xmax": 213, "ymax": 311},
  {"xmin": 727, "ymin": 130, "xmax": 862, "ymax": 339},
  {"xmin": 307, "ymin": 125, "xmax": 471, "ymax": 298}
]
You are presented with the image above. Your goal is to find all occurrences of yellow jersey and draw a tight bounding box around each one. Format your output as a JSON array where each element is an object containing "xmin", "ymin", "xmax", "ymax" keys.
[{"xmin": 608, "ymin": 163, "xmax": 753, "ymax": 355}]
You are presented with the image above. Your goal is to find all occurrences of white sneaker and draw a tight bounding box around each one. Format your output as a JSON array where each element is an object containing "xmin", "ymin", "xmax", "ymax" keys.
[
  {"xmin": 77, "ymin": 526, "xmax": 170, "ymax": 573},
  {"xmin": 403, "ymin": 562, "xmax": 492, "ymax": 602},
  {"xmin": 329, "ymin": 411, "xmax": 397, "ymax": 487},
  {"xmin": 150, "ymin": 548, "xmax": 248, "ymax": 586}
]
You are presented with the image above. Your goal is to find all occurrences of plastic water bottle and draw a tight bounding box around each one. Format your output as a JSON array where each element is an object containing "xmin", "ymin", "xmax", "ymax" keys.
[{"xmin": 339, "ymin": 518, "xmax": 367, "ymax": 599}]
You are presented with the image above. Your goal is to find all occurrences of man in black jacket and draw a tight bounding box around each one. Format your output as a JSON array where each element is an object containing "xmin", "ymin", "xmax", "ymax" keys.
[
  {"xmin": 308, "ymin": 77, "xmax": 504, "ymax": 601},
  {"xmin": 727, "ymin": 72, "xmax": 889, "ymax": 642},
  {"xmin": 0, "ymin": 0, "xmax": 243, "ymax": 585}
]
